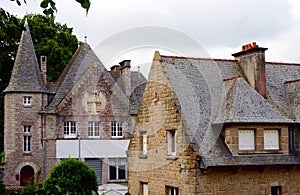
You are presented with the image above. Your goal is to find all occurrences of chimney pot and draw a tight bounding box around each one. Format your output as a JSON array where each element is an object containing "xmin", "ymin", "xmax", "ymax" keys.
[
  {"xmin": 242, "ymin": 45, "xmax": 246, "ymax": 51},
  {"xmin": 252, "ymin": 42, "xmax": 257, "ymax": 48},
  {"xmin": 40, "ymin": 56, "xmax": 47, "ymax": 83}
]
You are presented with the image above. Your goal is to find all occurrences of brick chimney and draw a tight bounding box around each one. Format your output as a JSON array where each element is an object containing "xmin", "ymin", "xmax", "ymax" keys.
[
  {"xmin": 232, "ymin": 42, "xmax": 268, "ymax": 98},
  {"xmin": 40, "ymin": 56, "xmax": 47, "ymax": 83},
  {"xmin": 119, "ymin": 60, "xmax": 131, "ymax": 96}
]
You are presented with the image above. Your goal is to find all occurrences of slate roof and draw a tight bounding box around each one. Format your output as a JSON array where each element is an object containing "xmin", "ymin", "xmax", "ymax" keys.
[
  {"xmin": 4, "ymin": 21, "xmax": 46, "ymax": 93},
  {"xmin": 47, "ymin": 43, "xmax": 128, "ymax": 113},
  {"xmin": 46, "ymin": 43, "xmax": 146, "ymax": 114},
  {"xmin": 159, "ymin": 53, "xmax": 300, "ymax": 168}
]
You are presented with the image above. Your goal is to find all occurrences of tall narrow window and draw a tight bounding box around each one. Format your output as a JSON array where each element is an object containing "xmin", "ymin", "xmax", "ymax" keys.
[
  {"xmin": 108, "ymin": 158, "xmax": 126, "ymax": 181},
  {"xmin": 111, "ymin": 121, "xmax": 122, "ymax": 138},
  {"xmin": 88, "ymin": 122, "xmax": 100, "ymax": 137},
  {"xmin": 23, "ymin": 96, "xmax": 32, "ymax": 106},
  {"xmin": 23, "ymin": 136, "xmax": 31, "ymax": 153},
  {"xmin": 238, "ymin": 130, "xmax": 255, "ymax": 150},
  {"xmin": 264, "ymin": 130, "xmax": 279, "ymax": 150},
  {"xmin": 140, "ymin": 132, "xmax": 147, "ymax": 156},
  {"xmin": 167, "ymin": 130, "xmax": 176, "ymax": 156},
  {"xmin": 140, "ymin": 182, "xmax": 148, "ymax": 195},
  {"xmin": 64, "ymin": 121, "xmax": 76, "ymax": 138}
]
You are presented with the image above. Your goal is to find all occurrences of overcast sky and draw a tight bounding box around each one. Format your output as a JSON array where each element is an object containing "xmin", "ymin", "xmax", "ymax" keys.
[{"xmin": 2, "ymin": 0, "xmax": 300, "ymax": 76}]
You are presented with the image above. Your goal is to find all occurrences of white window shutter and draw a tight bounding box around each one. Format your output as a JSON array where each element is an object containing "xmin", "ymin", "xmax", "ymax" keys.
[
  {"xmin": 239, "ymin": 130, "xmax": 255, "ymax": 150},
  {"xmin": 264, "ymin": 130, "xmax": 279, "ymax": 150}
]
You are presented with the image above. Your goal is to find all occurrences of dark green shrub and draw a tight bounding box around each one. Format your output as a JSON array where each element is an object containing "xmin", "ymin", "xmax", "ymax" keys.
[{"xmin": 43, "ymin": 158, "xmax": 98, "ymax": 194}]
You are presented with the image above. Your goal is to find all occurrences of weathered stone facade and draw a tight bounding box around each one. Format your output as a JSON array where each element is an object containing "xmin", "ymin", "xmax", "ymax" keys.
[{"xmin": 3, "ymin": 22, "xmax": 146, "ymax": 190}]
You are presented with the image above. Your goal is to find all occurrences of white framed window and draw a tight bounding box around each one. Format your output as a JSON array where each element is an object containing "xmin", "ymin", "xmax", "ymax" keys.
[
  {"xmin": 88, "ymin": 122, "xmax": 100, "ymax": 137},
  {"xmin": 111, "ymin": 121, "xmax": 122, "ymax": 138},
  {"xmin": 264, "ymin": 129, "xmax": 279, "ymax": 150},
  {"xmin": 238, "ymin": 130, "xmax": 255, "ymax": 150},
  {"xmin": 23, "ymin": 96, "xmax": 32, "ymax": 106},
  {"xmin": 166, "ymin": 186, "xmax": 179, "ymax": 195},
  {"xmin": 23, "ymin": 136, "xmax": 31, "ymax": 153},
  {"xmin": 108, "ymin": 158, "xmax": 126, "ymax": 181},
  {"xmin": 140, "ymin": 182, "xmax": 148, "ymax": 195},
  {"xmin": 23, "ymin": 125, "xmax": 31, "ymax": 133},
  {"xmin": 142, "ymin": 133, "xmax": 147, "ymax": 156},
  {"xmin": 64, "ymin": 121, "xmax": 76, "ymax": 138},
  {"xmin": 167, "ymin": 130, "xmax": 176, "ymax": 156}
]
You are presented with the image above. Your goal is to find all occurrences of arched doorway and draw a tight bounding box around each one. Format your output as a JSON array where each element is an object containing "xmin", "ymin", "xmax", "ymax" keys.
[{"xmin": 20, "ymin": 165, "xmax": 34, "ymax": 186}]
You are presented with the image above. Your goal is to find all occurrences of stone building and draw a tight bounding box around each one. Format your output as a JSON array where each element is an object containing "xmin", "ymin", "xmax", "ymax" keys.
[
  {"xmin": 3, "ymin": 21, "xmax": 146, "ymax": 189},
  {"xmin": 127, "ymin": 43, "xmax": 300, "ymax": 194}
]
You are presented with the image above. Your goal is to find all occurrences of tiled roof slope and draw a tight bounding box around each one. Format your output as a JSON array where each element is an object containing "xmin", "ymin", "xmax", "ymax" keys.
[
  {"xmin": 47, "ymin": 43, "xmax": 128, "ymax": 113},
  {"xmin": 215, "ymin": 77, "xmax": 293, "ymax": 123},
  {"xmin": 160, "ymin": 54, "xmax": 300, "ymax": 168},
  {"xmin": 4, "ymin": 21, "xmax": 46, "ymax": 93}
]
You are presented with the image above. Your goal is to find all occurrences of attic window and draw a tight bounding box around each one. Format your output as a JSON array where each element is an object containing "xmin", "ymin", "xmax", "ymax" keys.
[
  {"xmin": 238, "ymin": 130, "xmax": 255, "ymax": 150},
  {"xmin": 167, "ymin": 130, "xmax": 176, "ymax": 156},
  {"xmin": 264, "ymin": 129, "xmax": 279, "ymax": 150}
]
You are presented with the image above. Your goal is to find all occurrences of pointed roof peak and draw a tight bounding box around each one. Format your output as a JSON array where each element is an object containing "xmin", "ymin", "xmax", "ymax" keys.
[{"xmin": 3, "ymin": 19, "xmax": 46, "ymax": 93}]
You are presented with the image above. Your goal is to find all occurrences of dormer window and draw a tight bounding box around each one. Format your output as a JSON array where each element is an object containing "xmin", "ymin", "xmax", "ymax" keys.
[
  {"xmin": 238, "ymin": 130, "xmax": 255, "ymax": 151},
  {"xmin": 23, "ymin": 96, "xmax": 32, "ymax": 106},
  {"xmin": 264, "ymin": 129, "xmax": 279, "ymax": 150}
]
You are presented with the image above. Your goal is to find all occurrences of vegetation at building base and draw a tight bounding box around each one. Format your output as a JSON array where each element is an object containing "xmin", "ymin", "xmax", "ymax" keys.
[
  {"xmin": 0, "ymin": 9, "xmax": 79, "ymax": 151},
  {"xmin": 44, "ymin": 158, "xmax": 98, "ymax": 194},
  {"xmin": 8, "ymin": 158, "xmax": 98, "ymax": 195}
]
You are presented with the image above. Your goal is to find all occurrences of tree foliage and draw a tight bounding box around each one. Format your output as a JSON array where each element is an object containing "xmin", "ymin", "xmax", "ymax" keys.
[{"xmin": 43, "ymin": 158, "xmax": 98, "ymax": 194}]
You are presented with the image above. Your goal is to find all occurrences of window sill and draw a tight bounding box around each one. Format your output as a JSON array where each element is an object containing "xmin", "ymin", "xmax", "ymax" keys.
[
  {"xmin": 64, "ymin": 135, "xmax": 77, "ymax": 139},
  {"xmin": 23, "ymin": 105, "xmax": 32, "ymax": 108},
  {"xmin": 139, "ymin": 154, "xmax": 148, "ymax": 159},
  {"xmin": 23, "ymin": 152, "xmax": 32, "ymax": 156},
  {"xmin": 166, "ymin": 156, "xmax": 178, "ymax": 160},
  {"xmin": 111, "ymin": 136, "xmax": 124, "ymax": 139},
  {"xmin": 108, "ymin": 179, "xmax": 127, "ymax": 183}
]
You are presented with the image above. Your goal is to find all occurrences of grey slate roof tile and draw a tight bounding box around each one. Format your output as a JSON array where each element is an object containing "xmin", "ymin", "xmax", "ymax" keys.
[
  {"xmin": 4, "ymin": 21, "xmax": 46, "ymax": 93},
  {"xmin": 159, "ymin": 54, "xmax": 300, "ymax": 169}
]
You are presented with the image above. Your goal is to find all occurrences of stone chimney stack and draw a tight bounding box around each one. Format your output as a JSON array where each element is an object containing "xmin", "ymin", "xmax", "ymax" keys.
[
  {"xmin": 232, "ymin": 42, "xmax": 268, "ymax": 98},
  {"xmin": 119, "ymin": 60, "xmax": 131, "ymax": 97},
  {"xmin": 40, "ymin": 56, "xmax": 47, "ymax": 83}
]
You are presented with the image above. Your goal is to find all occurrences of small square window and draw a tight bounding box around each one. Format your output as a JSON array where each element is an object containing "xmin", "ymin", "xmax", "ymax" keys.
[
  {"xmin": 23, "ymin": 126, "xmax": 31, "ymax": 133},
  {"xmin": 239, "ymin": 130, "xmax": 255, "ymax": 150},
  {"xmin": 167, "ymin": 130, "xmax": 176, "ymax": 156},
  {"xmin": 140, "ymin": 132, "xmax": 147, "ymax": 156},
  {"xmin": 166, "ymin": 186, "xmax": 179, "ymax": 195},
  {"xmin": 264, "ymin": 130, "xmax": 279, "ymax": 150},
  {"xmin": 23, "ymin": 97, "xmax": 32, "ymax": 106},
  {"xmin": 271, "ymin": 186, "xmax": 281, "ymax": 195}
]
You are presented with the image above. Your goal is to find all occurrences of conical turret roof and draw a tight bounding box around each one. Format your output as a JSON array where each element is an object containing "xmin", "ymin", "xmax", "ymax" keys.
[{"xmin": 3, "ymin": 20, "xmax": 46, "ymax": 93}]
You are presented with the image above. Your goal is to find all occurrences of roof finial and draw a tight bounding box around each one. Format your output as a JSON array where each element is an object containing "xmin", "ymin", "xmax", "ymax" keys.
[
  {"xmin": 84, "ymin": 35, "xmax": 87, "ymax": 43},
  {"xmin": 137, "ymin": 66, "xmax": 140, "ymax": 73}
]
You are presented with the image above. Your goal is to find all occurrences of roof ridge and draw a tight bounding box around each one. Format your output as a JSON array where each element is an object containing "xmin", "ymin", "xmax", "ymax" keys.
[{"xmin": 161, "ymin": 55, "xmax": 237, "ymax": 62}]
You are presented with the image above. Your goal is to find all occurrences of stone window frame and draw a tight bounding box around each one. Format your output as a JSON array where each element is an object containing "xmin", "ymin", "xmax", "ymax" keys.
[
  {"xmin": 111, "ymin": 121, "xmax": 123, "ymax": 138},
  {"xmin": 108, "ymin": 158, "xmax": 127, "ymax": 181},
  {"xmin": 23, "ymin": 96, "xmax": 32, "ymax": 107},
  {"xmin": 23, "ymin": 125, "xmax": 31, "ymax": 133},
  {"xmin": 166, "ymin": 129, "xmax": 176, "ymax": 156},
  {"xmin": 88, "ymin": 121, "xmax": 100, "ymax": 138},
  {"xmin": 64, "ymin": 121, "xmax": 77, "ymax": 138},
  {"xmin": 139, "ymin": 131, "xmax": 147, "ymax": 157}
]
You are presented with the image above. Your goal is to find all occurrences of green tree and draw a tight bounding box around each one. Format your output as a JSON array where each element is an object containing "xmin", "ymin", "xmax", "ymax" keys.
[{"xmin": 43, "ymin": 158, "xmax": 98, "ymax": 194}]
